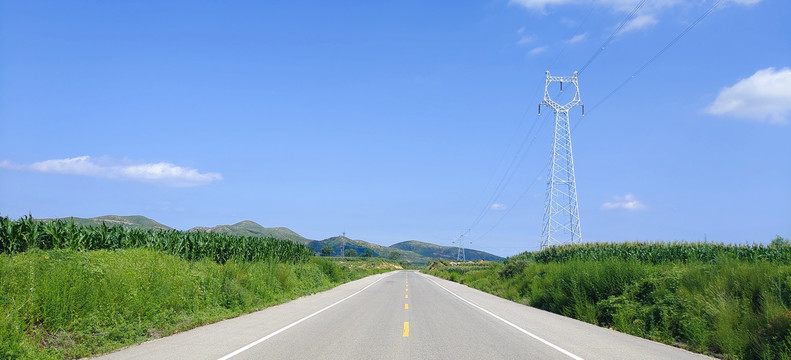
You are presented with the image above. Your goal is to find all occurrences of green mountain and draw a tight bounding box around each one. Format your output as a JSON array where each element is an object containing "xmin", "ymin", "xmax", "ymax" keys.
[
  {"xmin": 187, "ymin": 221, "xmax": 313, "ymax": 245},
  {"xmin": 309, "ymin": 236, "xmax": 431, "ymax": 263},
  {"xmin": 46, "ymin": 215, "xmax": 173, "ymax": 231},
  {"xmin": 390, "ymin": 240, "xmax": 504, "ymax": 262}
]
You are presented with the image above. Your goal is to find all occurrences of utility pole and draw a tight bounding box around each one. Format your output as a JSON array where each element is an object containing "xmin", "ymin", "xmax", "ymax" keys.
[{"xmin": 540, "ymin": 71, "xmax": 583, "ymax": 249}]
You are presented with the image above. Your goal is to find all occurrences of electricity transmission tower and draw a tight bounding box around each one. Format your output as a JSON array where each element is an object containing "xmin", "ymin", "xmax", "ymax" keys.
[
  {"xmin": 453, "ymin": 230, "xmax": 470, "ymax": 261},
  {"xmin": 340, "ymin": 232, "xmax": 346, "ymax": 257},
  {"xmin": 455, "ymin": 235, "xmax": 466, "ymax": 261},
  {"xmin": 539, "ymin": 71, "xmax": 583, "ymax": 249}
]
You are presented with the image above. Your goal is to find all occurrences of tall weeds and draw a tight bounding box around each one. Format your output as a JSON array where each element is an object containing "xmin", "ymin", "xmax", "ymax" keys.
[
  {"xmin": 0, "ymin": 249, "xmax": 395, "ymax": 359},
  {"xmin": 425, "ymin": 242, "xmax": 791, "ymax": 360}
]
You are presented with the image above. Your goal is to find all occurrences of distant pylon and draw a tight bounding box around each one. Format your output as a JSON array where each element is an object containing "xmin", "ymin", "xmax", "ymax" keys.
[
  {"xmin": 454, "ymin": 229, "xmax": 470, "ymax": 261},
  {"xmin": 455, "ymin": 234, "xmax": 466, "ymax": 261},
  {"xmin": 341, "ymin": 232, "xmax": 346, "ymax": 257},
  {"xmin": 540, "ymin": 71, "xmax": 583, "ymax": 249}
]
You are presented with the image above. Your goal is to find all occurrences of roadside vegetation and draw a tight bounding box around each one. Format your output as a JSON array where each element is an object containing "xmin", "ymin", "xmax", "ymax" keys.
[
  {"xmin": 0, "ymin": 215, "xmax": 399, "ymax": 359},
  {"xmin": 425, "ymin": 240, "xmax": 791, "ymax": 360}
]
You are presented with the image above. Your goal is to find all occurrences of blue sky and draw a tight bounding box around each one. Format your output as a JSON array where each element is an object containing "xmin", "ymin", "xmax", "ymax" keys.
[{"xmin": 1, "ymin": 0, "xmax": 789, "ymax": 257}]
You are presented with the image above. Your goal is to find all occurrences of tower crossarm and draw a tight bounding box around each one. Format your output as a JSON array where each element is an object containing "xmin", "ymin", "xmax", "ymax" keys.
[{"xmin": 541, "ymin": 71, "xmax": 583, "ymax": 112}]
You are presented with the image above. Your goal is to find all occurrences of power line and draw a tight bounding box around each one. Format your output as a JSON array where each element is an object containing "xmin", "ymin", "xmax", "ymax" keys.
[
  {"xmin": 466, "ymin": 111, "xmax": 537, "ymax": 230},
  {"xmin": 465, "ymin": 112, "xmax": 548, "ymax": 232},
  {"xmin": 547, "ymin": 0, "xmax": 596, "ymax": 73},
  {"xmin": 457, "ymin": 1, "xmax": 614, "ymax": 245},
  {"xmin": 578, "ymin": 0, "xmax": 649, "ymax": 75},
  {"xmin": 472, "ymin": 160, "xmax": 548, "ymax": 243},
  {"xmin": 466, "ymin": 0, "xmax": 725, "ymax": 248},
  {"xmin": 574, "ymin": 0, "xmax": 724, "ymax": 131}
]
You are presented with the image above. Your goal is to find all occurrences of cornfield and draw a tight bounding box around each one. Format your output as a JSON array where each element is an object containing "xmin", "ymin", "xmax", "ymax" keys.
[
  {"xmin": 525, "ymin": 241, "xmax": 791, "ymax": 264},
  {"xmin": 0, "ymin": 215, "xmax": 313, "ymax": 263}
]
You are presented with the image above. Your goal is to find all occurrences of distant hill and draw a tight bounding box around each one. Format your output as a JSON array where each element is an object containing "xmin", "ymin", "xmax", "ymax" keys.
[
  {"xmin": 390, "ymin": 240, "xmax": 504, "ymax": 262},
  {"xmin": 41, "ymin": 215, "xmax": 504, "ymax": 264},
  {"xmin": 187, "ymin": 221, "xmax": 313, "ymax": 245},
  {"xmin": 45, "ymin": 215, "xmax": 173, "ymax": 231},
  {"xmin": 309, "ymin": 236, "xmax": 431, "ymax": 264}
]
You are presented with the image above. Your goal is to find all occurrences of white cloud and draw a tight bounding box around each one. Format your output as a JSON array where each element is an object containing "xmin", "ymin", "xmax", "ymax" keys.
[
  {"xmin": 510, "ymin": 0, "xmax": 680, "ymax": 13},
  {"xmin": 509, "ymin": 0, "xmax": 577, "ymax": 12},
  {"xmin": 510, "ymin": 0, "xmax": 760, "ymax": 34},
  {"xmin": 621, "ymin": 14, "xmax": 658, "ymax": 33},
  {"xmin": 490, "ymin": 203, "xmax": 507, "ymax": 211},
  {"xmin": 602, "ymin": 194, "xmax": 646, "ymax": 211},
  {"xmin": 0, "ymin": 156, "xmax": 222, "ymax": 187},
  {"xmin": 529, "ymin": 46, "xmax": 548, "ymax": 55},
  {"xmin": 724, "ymin": 0, "xmax": 762, "ymax": 5},
  {"xmin": 511, "ymin": 0, "xmax": 759, "ymax": 12},
  {"xmin": 516, "ymin": 35, "xmax": 536, "ymax": 46},
  {"xmin": 706, "ymin": 67, "xmax": 791, "ymax": 125},
  {"xmin": 560, "ymin": 17, "xmax": 577, "ymax": 27},
  {"xmin": 565, "ymin": 32, "xmax": 588, "ymax": 44}
]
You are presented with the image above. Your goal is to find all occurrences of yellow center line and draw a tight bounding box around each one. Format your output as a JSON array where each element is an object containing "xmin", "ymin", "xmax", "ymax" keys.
[
  {"xmin": 404, "ymin": 303, "xmax": 408, "ymax": 310},
  {"xmin": 405, "ymin": 294, "xmax": 408, "ymax": 299},
  {"xmin": 403, "ymin": 322, "xmax": 409, "ymax": 337}
]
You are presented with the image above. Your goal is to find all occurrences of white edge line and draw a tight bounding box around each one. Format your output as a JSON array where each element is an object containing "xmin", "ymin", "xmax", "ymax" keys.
[
  {"xmin": 217, "ymin": 272, "xmax": 393, "ymax": 360},
  {"xmin": 421, "ymin": 274, "xmax": 584, "ymax": 360}
]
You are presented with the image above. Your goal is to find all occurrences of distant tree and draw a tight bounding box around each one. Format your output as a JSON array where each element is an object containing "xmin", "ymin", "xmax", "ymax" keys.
[
  {"xmin": 361, "ymin": 248, "xmax": 373, "ymax": 257},
  {"xmin": 344, "ymin": 249, "xmax": 357, "ymax": 257},
  {"xmin": 388, "ymin": 251, "xmax": 401, "ymax": 261},
  {"xmin": 770, "ymin": 235, "xmax": 790, "ymax": 248},
  {"xmin": 321, "ymin": 245, "xmax": 334, "ymax": 256}
]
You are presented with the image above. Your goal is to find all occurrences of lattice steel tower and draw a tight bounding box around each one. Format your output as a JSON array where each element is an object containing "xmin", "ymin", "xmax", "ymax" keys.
[
  {"xmin": 540, "ymin": 71, "xmax": 583, "ymax": 249},
  {"xmin": 454, "ymin": 234, "xmax": 466, "ymax": 261}
]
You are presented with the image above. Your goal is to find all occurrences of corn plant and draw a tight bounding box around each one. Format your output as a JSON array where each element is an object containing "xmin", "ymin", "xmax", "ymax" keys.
[
  {"xmin": 527, "ymin": 241, "xmax": 791, "ymax": 264},
  {"xmin": 0, "ymin": 215, "xmax": 313, "ymax": 264}
]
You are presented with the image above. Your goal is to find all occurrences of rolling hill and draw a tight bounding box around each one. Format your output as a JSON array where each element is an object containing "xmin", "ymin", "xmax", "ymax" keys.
[
  {"xmin": 188, "ymin": 221, "xmax": 313, "ymax": 245},
  {"xmin": 44, "ymin": 215, "xmax": 173, "ymax": 231},
  {"xmin": 310, "ymin": 236, "xmax": 430, "ymax": 263},
  {"xmin": 390, "ymin": 240, "xmax": 504, "ymax": 262}
]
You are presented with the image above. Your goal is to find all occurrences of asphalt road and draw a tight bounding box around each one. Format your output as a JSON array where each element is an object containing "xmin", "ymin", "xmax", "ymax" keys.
[{"xmin": 94, "ymin": 270, "xmax": 712, "ymax": 360}]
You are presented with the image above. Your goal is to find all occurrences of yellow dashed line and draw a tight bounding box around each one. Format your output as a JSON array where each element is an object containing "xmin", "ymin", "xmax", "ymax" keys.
[
  {"xmin": 405, "ymin": 303, "xmax": 409, "ymax": 310},
  {"xmin": 405, "ymin": 294, "xmax": 408, "ymax": 299},
  {"xmin": 403, "ymin": 322, "xmax": 409, "ymax": 337}
]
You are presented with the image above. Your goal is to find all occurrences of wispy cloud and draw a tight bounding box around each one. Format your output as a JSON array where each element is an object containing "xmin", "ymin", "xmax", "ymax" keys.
[
  {"xmin": 529, "ymin": 46, "xmax": 548, "ymax": 55},
  {"xmin": 509, "ymin": 0, "xmax": 577, "ymax": 12},
  {"xmin": 565, "ymin": 32, "xmax": 588, "ymax": 44},
  {"xmin": 510, "ymin": 0, "xmax": 761, "ymax": 33},
  {"xmin": 490, "ymin": 203, "xmax": 507, "ymax": 211},
  {"xmin": 0, "ymin": 156, "xmax": 223, "ymax": 187},
  {"xmin": 510, "ymin": 0, "xmax": 677, "ymax": 12},
  {"xmin": 516, "ymin": 35, "xmax": 536, "ymax": 46},
  {"xmin": 560, "ymin": 17, "xmax": 577, "ymax": 27},
  {"xmin": 724, "ymin": 0, "xmax": 762, "ymax": 5},
  {"xmin": 706, "ymin": 67, "xmax": 791, "ymax": 125},
  {"xmin": 621, "ymin": 14, "xmax": 658, "ymax": 33},
  {"xmin": 602, "ymin": 194, "xmax": 646, "ymax": 211},
  {"xmin": 511, "ymin": 0, "xmax": 761, "ymax": 12}
]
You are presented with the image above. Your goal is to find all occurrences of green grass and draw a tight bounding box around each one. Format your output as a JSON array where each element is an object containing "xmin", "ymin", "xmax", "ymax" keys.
[
  {"xmin": 0, "ymin": 248, "xmax": 397, "ymax": 359},
  {"xmin": 424, "ymin": 242, "xmax": 791, "ymax": 360}
]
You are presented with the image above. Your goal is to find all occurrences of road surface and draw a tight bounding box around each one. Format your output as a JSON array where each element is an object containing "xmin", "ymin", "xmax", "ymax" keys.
[{"xmin": 94, "ymin": 270, "xmax": 711, "ymax": 360}]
